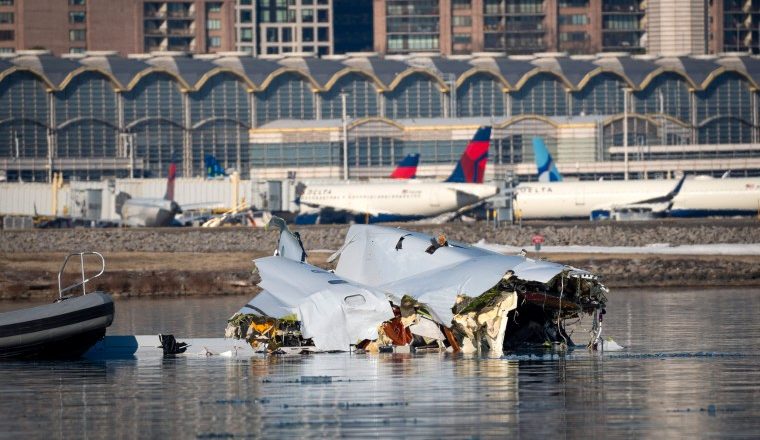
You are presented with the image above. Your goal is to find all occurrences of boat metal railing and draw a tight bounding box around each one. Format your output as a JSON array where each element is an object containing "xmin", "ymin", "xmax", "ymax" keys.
[{"xmin": 58, "ymin": 252, "xmax": 106, "ymax": 299}]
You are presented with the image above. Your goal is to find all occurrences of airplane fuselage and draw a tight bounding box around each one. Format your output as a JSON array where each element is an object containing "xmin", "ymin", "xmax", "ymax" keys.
[
  {"xmin": 120, "ymin": 198, "xmax": 179, "ymax": 227},
  {"xmin": 298, "ymin": 181, "xmax": 498, "ymax": 222},
  {"xmin": 514, "ymin": 177, "xmax": 760, "ymax": 219}
]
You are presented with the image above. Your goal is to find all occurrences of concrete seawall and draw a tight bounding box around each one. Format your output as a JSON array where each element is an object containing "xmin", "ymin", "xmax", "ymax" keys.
[{"xmin": 2, "ymin": 218, "xmax": 759, "ymax": 253}]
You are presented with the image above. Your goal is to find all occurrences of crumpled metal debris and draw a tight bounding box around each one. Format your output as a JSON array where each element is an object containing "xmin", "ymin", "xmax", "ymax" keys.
[{"xmin": 228, "ymin": 218, "xmax": 609, "ymax": 354}]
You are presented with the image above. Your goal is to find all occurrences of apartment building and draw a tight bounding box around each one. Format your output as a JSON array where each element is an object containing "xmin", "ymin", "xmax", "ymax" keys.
[
  {"xmin": 0, "ymin": 0, "xmax": 339, "ymax": 57},
  {"xmin": 373, "ymin": 0, "xmax": 758, "ymax": 56}
]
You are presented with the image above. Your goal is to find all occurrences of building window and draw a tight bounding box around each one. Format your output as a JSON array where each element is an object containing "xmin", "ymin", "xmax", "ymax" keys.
[
  {"xmin": 0, "ymin": 12, "xmax": 12, "ymax": 24},
  {"xmin": 240, "ymin": 10, "xmax": 253, "ymax": 23},
  {"xmin": 208, "ymin": 36, "xmax": 221, "ymax": 48},
  {"xmin": 0, "ymin": 47, "xmax": 13, "ymax": 53},
  {"xmin": 317, "ymin": 27, "xmax": 328, "ymax": 42},
  {"xmin": 301, "ymin": 8, "xmax": 314, "ymax": 22},
  {"xmin": 560, "ymin": 32, "xmax": 588, "ymax": 42},
  {"xmin": 302, "ymin": 27, "xmax": 314, "ymax": 42},
  {"xmin": 453, "ymin": 16, "xmax": 472, "ymax": 27},
  {"xmin": 266, "ymin": 28, "xmax": 278, "ymax": 42},
  {"xmin": 282, "ymin": 27, "xmax": 292, "ymax": 42},
  {"xmin": 69, "ymin": 47, "xmax": 86, "ymax": 54},
  {"xmin": 207, "ymin": 2, "xmax": 222, "ymax": 13},
  {"xmin": 69, "ymin": 29, "xmax": 86, "ymax": 41},
  {"xmin": 0, "ymin": 30, "xmax": 13, "ymax": 41},
  {"xmin": 317, "ymin": 9, "xmax": 328, "ymax": 23},
  {"xmin": 0, "ymin": 0, "xmax": 13, "ymax": 6},
  {"xmin": 453, "ymin": 0, "xmax": 471, "ymax": 8},
  {"xmin": 207, "ymin": 19, "xmax": 221, "ymax": 30},
  {"xmin": 69, "ymin": 11, "xmax": 86, "ymax": 24},
  {"xmin": 69, "ymin": 0, "xmax": 85, "ymax": 5},
  {"xmin": 559, "ymin": 14, "xmax": 588, "ymax": 26},
  {"xmin": 241, "ymin": 28, "xmax": 253, "ymax": 42},
  {"xmin": 454, "ymin": 33, "xmax": 471, "ymax": 44}
]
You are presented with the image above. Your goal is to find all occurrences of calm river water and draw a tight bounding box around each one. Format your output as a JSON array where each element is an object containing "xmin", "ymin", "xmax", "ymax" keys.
[{"xmin": 1, "ymin": 288, "xmax": 759, "ymax": 439}]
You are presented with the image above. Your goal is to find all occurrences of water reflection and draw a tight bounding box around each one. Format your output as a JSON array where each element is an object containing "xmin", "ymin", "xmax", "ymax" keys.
[{"xmin": 0, "ymin": 289, "xmax": 759, "ymax": 438}]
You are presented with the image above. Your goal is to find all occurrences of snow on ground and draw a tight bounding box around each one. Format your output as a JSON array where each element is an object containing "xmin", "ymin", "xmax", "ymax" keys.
[{"xmin": 473, "ymin": 241, "xmax": 760, "ymax": 256}]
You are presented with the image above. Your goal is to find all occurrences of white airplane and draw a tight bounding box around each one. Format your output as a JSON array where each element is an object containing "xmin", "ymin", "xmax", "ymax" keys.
[
  {"xmin": 514, "ymin": 139, "xmax": 760, "ymax": 220},
  {"xmin": 115, "ymin": 163, "xmax": 182, "ymax": 227},
  {"xmin": 295, "ymin": 126, "xmax": 498, "ymax": 224}
]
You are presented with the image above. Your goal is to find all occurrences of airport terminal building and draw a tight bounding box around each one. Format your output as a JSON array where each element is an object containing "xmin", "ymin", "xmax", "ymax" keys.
[{"xmin": 1, "ymin": 50, "xmax": 759, "ymax": 184}]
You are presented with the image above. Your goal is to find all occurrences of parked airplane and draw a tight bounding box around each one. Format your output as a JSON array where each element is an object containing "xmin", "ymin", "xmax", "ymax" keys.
[
  {"xmin": 115, "ymin": 162, "xmax": 182, "ymax": 227},
  {"xmin": 295, "ymin": 126, "xmax": 496, "ymax": 224},
  {"xmin": 389, "ymin": 153, "xmax": 420, "ymax": 179},
  {"xmin": 515, "ymin": 140, "xmax": 760, "ymax": 220},
  {"xmin": 533, "ymin": 137, "xmax": 562, "ymax": 182}
]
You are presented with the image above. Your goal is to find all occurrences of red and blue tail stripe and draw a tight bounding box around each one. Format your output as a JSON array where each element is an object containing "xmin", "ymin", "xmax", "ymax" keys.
[
  {"xmin": 444, "ymin": 126, "xmax": 491, "ymax": 183},
  {"xmin": 389, "ymin": 153, "xmax": 420, "ymax": 179}
]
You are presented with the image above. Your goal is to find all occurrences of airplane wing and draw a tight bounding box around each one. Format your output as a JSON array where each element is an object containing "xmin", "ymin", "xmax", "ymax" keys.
[
  {"xmin": 591, "ymin": 174, "xmax": 687, "ymax": 217},
  {"xmin": 298, "ymin": 199, "xmax": 389, "ymax": 217}
]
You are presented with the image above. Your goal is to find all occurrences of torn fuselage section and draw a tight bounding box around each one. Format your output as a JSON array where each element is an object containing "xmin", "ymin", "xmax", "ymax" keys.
[
  {"xmin": 229, "ymin": 221, "xmax": 609, "ymax": 354},
  {"xmin": 451, "ymin": 267, "xmax": 608, "ymax": 354}
]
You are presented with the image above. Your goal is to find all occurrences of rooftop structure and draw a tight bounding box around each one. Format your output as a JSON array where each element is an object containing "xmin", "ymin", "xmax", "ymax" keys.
[{"xmin": 0, "ymin": 51, "xmax": 758, "ymax": 182}]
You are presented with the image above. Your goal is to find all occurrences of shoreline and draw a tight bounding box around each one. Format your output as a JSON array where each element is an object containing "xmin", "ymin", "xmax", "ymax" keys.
[
  {"xmin": 1, "ymin": 250, "xmax": 758, "ymax": 301},
  {"xmin": 1, "ymin": 219, "xmax": 759, "ymax": 301}
]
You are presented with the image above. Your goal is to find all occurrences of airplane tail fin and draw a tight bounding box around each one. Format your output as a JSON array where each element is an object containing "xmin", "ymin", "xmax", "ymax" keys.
[
  {"xmin": 389, "ymin": 153, "xmax": 420, "ymax": 179},
  {"xmin": 164, "ymin": 161, "xmax": 177, "ymax": 201},
  {"xmin": 533, "ymin": 137, "xmax": 562, "ymax": 182},
  {"xmin": 204, "ymin": 154, "xmax": 227, "ymax": 179},
  {"xmin": 444, "ymin": 126, "xmax": 491, "ymax": 183}
]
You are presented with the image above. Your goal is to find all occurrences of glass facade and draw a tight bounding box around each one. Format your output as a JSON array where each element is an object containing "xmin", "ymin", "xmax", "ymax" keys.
[
  {"xmin": 511, "ymin": 73, "xmax": 568, "ymax": 117},
  {"xmin": 384, "ymin": 73, "xmax": 443, "ymax": 119},
  {"xmin": 0, "ymin": 54, "xmax": 758, "ymax": 181}
]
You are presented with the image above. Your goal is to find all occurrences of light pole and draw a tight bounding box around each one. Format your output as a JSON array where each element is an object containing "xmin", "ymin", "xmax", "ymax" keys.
[
  {"xmin": 13, "ymin": 130, "xmax": 21, "ymax": 182},
  {"xmin": 623, "ymin": 88, "xmax": 630, "ymax": 180},
  {"xmin": 340, "ymin": 92, "xmax": 349, "ymax": 181}
]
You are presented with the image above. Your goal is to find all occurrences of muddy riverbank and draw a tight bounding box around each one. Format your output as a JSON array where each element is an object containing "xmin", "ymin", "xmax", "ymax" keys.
[{"xmin": 1, "ymin": 219, "xmax": 759, "ymax": 300}]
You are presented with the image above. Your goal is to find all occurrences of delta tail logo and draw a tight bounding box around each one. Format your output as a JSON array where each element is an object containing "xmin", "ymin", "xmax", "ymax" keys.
[
  {"xmin": 444, "ymin": 126, "xmax": 491, "ymax": 184},
  {"xmin": 389, "ymin": 153, "xmax": 420, "ymax": 179}
]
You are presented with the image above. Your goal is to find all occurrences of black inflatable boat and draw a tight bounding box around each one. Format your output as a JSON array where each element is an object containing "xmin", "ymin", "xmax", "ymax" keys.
[{"xmin": 0, "ymin": 252, "xmax": 114, "ymax": 359}]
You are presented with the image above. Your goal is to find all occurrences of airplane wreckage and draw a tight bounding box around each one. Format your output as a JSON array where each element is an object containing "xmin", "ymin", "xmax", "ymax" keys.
[{"xmin": 226, "ymin": 218, "xmax": 611, "ymax": 355}]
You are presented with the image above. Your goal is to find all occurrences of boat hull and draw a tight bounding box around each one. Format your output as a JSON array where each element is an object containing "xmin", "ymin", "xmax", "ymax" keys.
[{"xmin": 0, "ymin": 292, "xmax": 114, "ymax": 359}]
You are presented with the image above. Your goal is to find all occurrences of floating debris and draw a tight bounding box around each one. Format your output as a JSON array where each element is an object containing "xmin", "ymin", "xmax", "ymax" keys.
[{"xmin": 227, "ymin": 218, "xmax": 611, "ymax": 355}]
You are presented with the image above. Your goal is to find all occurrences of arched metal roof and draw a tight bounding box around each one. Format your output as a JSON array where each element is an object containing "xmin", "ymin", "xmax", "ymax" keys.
[
  {"xmin": 78, "ymin": 54, "xmax": 151, "ymax": 90},
  {"xmin": 670, "ymin": 57, "xmax": 722, "ymax": 87},
  {"xmin": 484, "ymin": 57, "xmax": 539, "ymax": 87},
  {"xmin": 342, "ymin": 56, "xmax": 409, "ymax": 87},
  {"xmin": 548, "ymin": 56, "xmax": 599, "ymax": 88},
  {"xmin": 0, "ymin": 53, "xmax": 759, "ymax": 95},
  {"xmin": 279, "ymin": 57, "xmax": 346, "ymax": 88},
  {"xmin": 597, "ymin": 56, "xmax": 661, "ymax": 88},
  {"xmin": 10, "ymin": 53, "xmax": 81, "ymax": 88},
  {"xmin": 144, "ymin": 54, "xmax": 218, "ymax": 89},
  {"xmin": 736, "ymin": 56, "xmax": 760, "ymax": 88},
  {"xmin": 0, "ymin": 57, "xmax": 14, "ymax": 73},
  {"xmin": 213, "ymin": 56, "xmax": 282, "ymax": 88}
]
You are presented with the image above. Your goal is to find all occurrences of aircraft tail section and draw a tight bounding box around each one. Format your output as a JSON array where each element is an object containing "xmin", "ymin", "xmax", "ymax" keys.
[
  {"xmin": 533, "ymin": 137, "xmax": 562, "ymax": 182},
  {"xmin": 389, "ymin": 153, "xmax": 420, "ymax": 179},
  {"xmin": 444, "ymin": 126, "xmax": 491, "ymax": 183},
  {"xmin": 205, "ymin": 155, "xmax": 227, "ymax": 179},
  {"xmin": 164, "ymin": 161, "xmax": 177, "ymax": 201}
]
